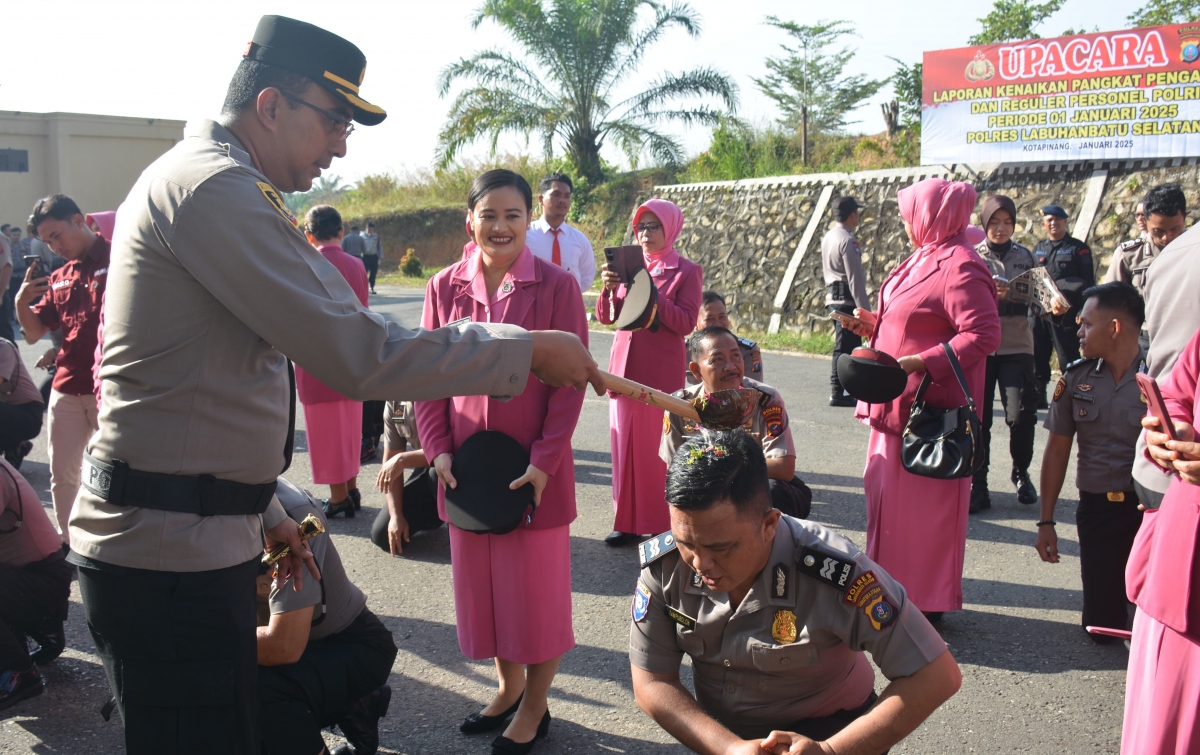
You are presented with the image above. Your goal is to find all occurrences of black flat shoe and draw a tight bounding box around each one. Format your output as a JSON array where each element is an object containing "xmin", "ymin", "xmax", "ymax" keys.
[
  {"xmin": 28, "ymin": 622, "xmax": 65, "ymax": 665},
  {"xmin": 491, "ymin": 709, "xmax": 551, "ymax": 754},
  {"xmin": 323, "ymin": 497, "xmax": 355, "ymax": 518},
  {"xmin": 924, "ymin": 611, "xmax": 945, "ymax": 625},
  {"xmin": 334, "ymin": 684, "xmax": 391, "ymax": 755},
  {"xmin": 461, "ymin": 693, "xmax": 524, "ymax": 734},
  {"xmin": 604, "ymin": 531, "xmax": 638, "ymax": 547},
  {"xmin": 349, "ymin": 488, "xmax": 362, "ymax": 511}
]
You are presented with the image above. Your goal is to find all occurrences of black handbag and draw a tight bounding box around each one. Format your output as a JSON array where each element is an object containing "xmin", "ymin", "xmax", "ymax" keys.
[{"xmin": 901, "ymin": 343, "xmax": 982, "ymax": 480}]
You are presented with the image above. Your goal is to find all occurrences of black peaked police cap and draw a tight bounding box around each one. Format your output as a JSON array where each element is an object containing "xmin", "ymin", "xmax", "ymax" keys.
[
  {"xmin": 243, "ymin": 15, "xmax": 387, "ymax": 126},
  {"xmin": 616, "ymin": 269, "xmax": 660, "ymax": 332},
  {"xmin": 445, "ymin": 431, "xmax": 535, "ymax": 535},
  {"xmin": 837, "ymin": 347, "xmax": 909, "ymax": 404}
]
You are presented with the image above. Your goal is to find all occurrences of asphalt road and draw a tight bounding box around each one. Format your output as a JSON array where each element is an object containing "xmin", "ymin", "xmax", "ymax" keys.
[{"xmin": 0, "ymin": 284, "xmax": 1127, "ymax": 754}]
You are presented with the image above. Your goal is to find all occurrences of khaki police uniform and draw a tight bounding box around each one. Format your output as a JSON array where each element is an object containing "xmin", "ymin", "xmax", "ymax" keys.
[
  {"xmin": 1045, "ymin": 355, "xmax": 1147, "ymax": 631},
  {"xmin": 661, "ymin": 378, "xmax": 810, "ymax": 518},
  {"xmin": 371, "ymin": 401, "xmax": 442, "ymax": 552},
  {"xmin": 1105, "ymin": 236, "xmax": 1162, "ymax": 349},
  {"xmin": 629, "ymin": 516, "xmax": 947, "ymax": 741},
  {"xmin": 821, "ymin": 223, "xmax": 869, "ymax": 398},
  {"xmin": 686, "ymin": 336, "xmax": 763, "ymax": 385}
]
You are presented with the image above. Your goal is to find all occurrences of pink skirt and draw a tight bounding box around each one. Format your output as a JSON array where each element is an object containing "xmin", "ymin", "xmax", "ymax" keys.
[
  {"xmin": 863, "ymin": 429, "xmax": 970, "ymax": 612},
  {"xmin": 449, "ymin": 523, "xmax": 575, "ymax": 665},
  {"xmin": 302, "ymin": 399, "xmax": 362, "ymax": 485},
  {"xmin": 609, "ymin": 395, "xmax": 670, "ymax": 535},
  {"xmin": 1123, "ymin": 611, "xmax": 1200, "ymax": 754}
]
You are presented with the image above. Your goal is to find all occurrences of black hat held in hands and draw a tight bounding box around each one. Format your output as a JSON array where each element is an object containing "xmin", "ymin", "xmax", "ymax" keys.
[
  {"xmin": 616, "ymin": 269, "xmax": 660, "ymax": 332},
  {"xmin": 836, "ymin": 347, "xmax": 909, "ymax": 404},
  {"xmin": 444, "ymin": 431, "xmax": 535, "ymax": 535},
  {"xmin": 244, "ymin": 15, "xmax": 387, "ymax": 126}
]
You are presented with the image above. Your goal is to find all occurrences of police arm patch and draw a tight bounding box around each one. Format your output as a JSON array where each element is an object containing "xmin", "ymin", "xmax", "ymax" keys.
[
  {"xmin": 632, "ymin": 582, "xmax": 651, "ymax": 622},
  {"xmin": 1053, "ymin": 378, "xmax": 1066, "ymax": 402},
  {"xmin": 257, "ymin": 181, "xmax": 298, "ymax": 226}
]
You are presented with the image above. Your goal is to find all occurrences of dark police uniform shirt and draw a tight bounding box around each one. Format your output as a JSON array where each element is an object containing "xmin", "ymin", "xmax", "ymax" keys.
[
  {"xmin": 686, "ymin": 337, "xmax": 763, "ymax": 386},
  {"xmin": 661, "ymin": 377, "xmax": 794, "ymax": 463},
  {"xmin": 1033, "ymin": 235, "xmax": 1095, "ymax": 306},
  {"xmin": 1044, "ymin": 353, "xmax": 1147, "ymax": 494},
  {"xmin": 629, "ymin": 516, "xmax": 946, "ymax": 738},
  {"xmin": 269, "ymin": 479, "xmax": 366, "ymax": 641}
]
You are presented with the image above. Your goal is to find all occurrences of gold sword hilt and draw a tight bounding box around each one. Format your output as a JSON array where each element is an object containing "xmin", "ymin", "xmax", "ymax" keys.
[{"xmin": 262, "ymin": 513, "xmax": 325, "ymax": 568}]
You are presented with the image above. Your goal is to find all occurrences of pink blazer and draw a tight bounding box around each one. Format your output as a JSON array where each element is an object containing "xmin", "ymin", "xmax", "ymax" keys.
[
  {"xmin": 414, "ymin": 248, "xmax": 587, "ymax": 530},
  {"xmin": 1127, "ymin": 326, "xmax": 1200, "ymax": 640},
  {"xmin": 859, "ymin": 244, "xmax": 1001, "ymax": 436},
  {"xmin": 295, "ymin": 243, "xmax": 370, "ymax": 405},
  {"xmin": 595, "ymin": 251, "xmax": 703, "ymax": 390}
]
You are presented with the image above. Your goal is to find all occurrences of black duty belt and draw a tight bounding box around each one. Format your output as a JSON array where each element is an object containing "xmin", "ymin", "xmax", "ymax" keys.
[
  {"xmin": 81, "ymin": 453, "xmax": 277, "ymax": 516},
  {"xmin": 827, "ymin": 281, "xmax": 855, "ymax": 306},
  {"xmin": 999, "ymin": 302, "xmax": 1029, "ymax": 318}
]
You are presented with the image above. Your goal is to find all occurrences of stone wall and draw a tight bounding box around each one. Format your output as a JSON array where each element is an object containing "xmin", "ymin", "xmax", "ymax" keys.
[
  {"xmin": 647, "ymin": 158, "xmax": 1200, "ymax": 335},
  {"xmin": 346, "ymin": 206, "xmax": 465, "ymax": 270}
]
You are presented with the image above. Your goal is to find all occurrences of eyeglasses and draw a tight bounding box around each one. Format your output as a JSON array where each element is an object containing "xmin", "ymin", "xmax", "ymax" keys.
[
  {"xmin": 635, "ymin": 222, "xmax": 663, "ymax": 234},
  {"xmin": 281, "ymin": 92, "xmax": 355, "ymax": 139}
]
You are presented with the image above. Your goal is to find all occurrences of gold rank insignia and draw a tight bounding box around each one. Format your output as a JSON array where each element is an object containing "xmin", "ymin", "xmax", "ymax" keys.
[
  {"xmin": 772, "ymin": 609, "xmax": 797, "ymax": 644},
  {"xmin": 663, "ymin": 413, "xmax": 671, "ymax": 435},
  {"xmin": 257, "ymin": 182, "xmax": 298, "ymax": 227}
]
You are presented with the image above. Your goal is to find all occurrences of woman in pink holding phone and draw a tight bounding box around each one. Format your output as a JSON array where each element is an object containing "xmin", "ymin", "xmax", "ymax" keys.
[
  {"xmin": 596, "ymin": 199, "xmax": 702, "ymax": 546},
  {"xmin": 847, "ymin": 178, "xmax": 1001, "ymax": 620},
  {"xmin": 1125, "ymin": 325, "xmax": 1200, "ymax": 754}
]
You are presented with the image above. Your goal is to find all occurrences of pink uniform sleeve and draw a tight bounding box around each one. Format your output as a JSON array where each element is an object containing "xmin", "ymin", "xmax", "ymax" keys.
[
  {"xmin": 1162, "ymin": 327, "xmax": 1200, "ymax": 427},
  {"xmin": 596, "ymin": 285, "xmax": 623, "ymax": 325},
  {"xmin": 529, "ymin": 276, "xmax": 588, "ymax": 476},
  {"xmin": 413, "ymin": 278, "xmax": 455, "ymax": 464},
  {"xmin": 655, "ymin": 264, "xmax": 704, "ymax": 337},
  {"xmin": 919, "ymin": 258, "xmax": 1001, "ymax": 385}
]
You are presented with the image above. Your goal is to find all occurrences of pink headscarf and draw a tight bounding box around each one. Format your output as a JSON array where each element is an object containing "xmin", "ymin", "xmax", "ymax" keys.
[
  {"xmin": 632, "ymin": 198, "xmax": 684, "ymax": 264},
  {"xmin": 964, "ymin": 225, "xmax": 985, "ymax": 246},
  {"xmin": 896, "ymin": 178, "xmax": 977, "ymax": 256},
  {"xmin": 85, "ymin": 211, "xmax": 117, "ymax": 241}
]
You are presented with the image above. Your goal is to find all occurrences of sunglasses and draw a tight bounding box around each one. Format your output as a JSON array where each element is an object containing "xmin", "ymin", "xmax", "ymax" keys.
[{"xmin": 281, "ymin": 92, "xmax": 355, "ymax": 139}]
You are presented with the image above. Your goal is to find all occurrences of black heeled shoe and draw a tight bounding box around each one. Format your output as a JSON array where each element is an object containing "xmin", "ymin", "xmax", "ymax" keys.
[
  {"xmin": 460, "ymin": 693, "xmax": 523, "ymax": 734},
  {"xmin": 491, "ymin": 709, "xmax": 551, "ymax": 754},
  {"xmin": 323, "ymin": 497, "xmax": 355, "ymax": 518},
  {"xmin": 348, "ymin": 488, "xmax": 362, "ymax": 511}
]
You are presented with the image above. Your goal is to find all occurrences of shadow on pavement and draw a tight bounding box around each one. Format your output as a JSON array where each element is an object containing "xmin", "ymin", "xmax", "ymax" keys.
[{"xmin": 940, "ymin": 609, "xmax": 1129, "ymax": 673}]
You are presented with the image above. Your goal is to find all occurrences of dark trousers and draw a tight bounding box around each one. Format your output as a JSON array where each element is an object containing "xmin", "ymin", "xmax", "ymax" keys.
[
  {"xmin": 975, "ymin": 353, "xmax": 1038, "ymax": 486},
  {"xmin": 258, "ymin": 608, "xmax": 397, "ymax": 755},
  {"xmin": 370, "ymin": 467, "xmax": 444, "ymax": 553},
  {"xmin": 0, "ymin": 290, "xmax": 14, "ymax": 344},
  {"xmin": 362, "ymin": 255, "xmax": 379, "ymax": 289},
  {"xmin": 1076, "ymin": 490, "xmax": 1143, "ymax": 631},
  {"xmin": 0, "ymin": 547, "xmax": 71, "ymax": 670},
  {"xmin": 78, "ymin": 557, "xmax": 260, "ymax": 755},
  {"xmin": 0, "ymin": 401, "xmax": 42, "ymax": 454},
  {"xmin": 827, "ymin": 304, "xmax": 861, "ymax": 393},
  {"xmin": 1033, "ymin": 318, "xmax": 1054, "ymax": 387},
  {"xmin": 1050, "ymin": 316, "xmax": 1082, "ymax": 370},
  {"xmin": 362, "ymin": 400, "xmax": 385, "ymax": 444},
  {"xmin": 769, "ymin": 475, "xmax": 812, "ymax": 520}
]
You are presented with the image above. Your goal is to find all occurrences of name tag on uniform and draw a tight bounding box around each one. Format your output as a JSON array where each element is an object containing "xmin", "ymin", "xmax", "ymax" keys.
[
  {"xmin": 447, "ymin": 316, "xmax": 471, "ymax": 329},
  {"xmin": 1072, "ymin": 392, "xmax": 1095, "ymax": 403},
  {"xmin": 665, "ymin": 605, "xmax": 696, "ymax": 630}
]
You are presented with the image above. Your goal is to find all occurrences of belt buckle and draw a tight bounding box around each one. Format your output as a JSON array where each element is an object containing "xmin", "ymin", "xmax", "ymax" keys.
[{"xmin": 1107, "ymin": 491, "xmax": 1125, "ymax": 502}]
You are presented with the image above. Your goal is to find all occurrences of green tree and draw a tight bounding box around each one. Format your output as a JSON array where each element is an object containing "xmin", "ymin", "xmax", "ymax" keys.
[
  {"xmin": 968, "ymin": 0, "xmax": 1064, "ymax": 44},
  {"xmin": 888, "ymin": 58, "xmax": 923, "ymax": 127},
  {"xmin": 1128, "ymin": 0, "xmax": 1200, "ymax": 26},
  {"xmin": 753, "ymin": 18, "xmax": 886, "ymax": 135},
  {"xmin": 437, "ymin": 0, "xmax": 739, "ymax": 185}
]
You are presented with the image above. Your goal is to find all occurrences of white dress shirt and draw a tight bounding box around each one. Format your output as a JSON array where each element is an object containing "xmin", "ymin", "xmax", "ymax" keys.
[{"xmin": 528, "ymin": 217, "xmax": 596, "ymax": 293}]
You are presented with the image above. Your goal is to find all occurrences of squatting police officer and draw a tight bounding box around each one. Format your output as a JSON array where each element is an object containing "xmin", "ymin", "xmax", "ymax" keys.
[
  {"xmin": 630, "ymin": 430, "xmax": 961, "ymax": 753},
  {"xmin": 69, "ymin": 16, "xmax": 602, "ymax": 754}
]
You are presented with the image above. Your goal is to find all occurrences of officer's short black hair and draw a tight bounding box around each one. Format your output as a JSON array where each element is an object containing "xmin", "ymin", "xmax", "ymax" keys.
[
  {"xmin": 349, "ymin": 225, "xmax": 360, "ymax": 233},
  {"xmin": 539, "ymin": 173, "xmax": 573, "ymax": 194},
  {"xmin": 1082, "ymin": 281, "xmax": 1145, "ymax": 328},
  {"xmin": 701, "ymin": 290, "xmax": 726, "ymax": 308},
  {"xmin": 30, "ymin": 194, "xmax": 83, "ymax": 235},
  {"xmin": 366, "ymin": 221, "xmax": 375, "ymax": 229},
  {"xmin": 468, "ymin": 169, "xmax": 533, "ymax": 213},
  {"xmin": 667, "ymin": 429, "xmax": 770, "ymax": 516},
  {"xmin": 1143, "ymin": 182, "xmax": 1187, "ymax": 219},
  {"xmin": 688, "ymin": 326, "xmax": 737, "ymax": 362},
  {"xmin": 305, "ymin": 204, "xmax": 343, "ymax": 242},
  {"xmin": 221, "ymin": 59, "xmax": 311, "ymax": 118}
]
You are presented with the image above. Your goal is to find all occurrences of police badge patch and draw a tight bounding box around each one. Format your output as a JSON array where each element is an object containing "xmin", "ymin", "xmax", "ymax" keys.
[
  {"xmin": 256, "ymin": 181, "xmax": 298, "ymax": 226},
  {"xmin": 632, "ymin": 582, "xmax": 651, "ymax": 622},
  {"xmin": 1053, "ymin": 378, "xmax": 1066, "ymax": 402}
]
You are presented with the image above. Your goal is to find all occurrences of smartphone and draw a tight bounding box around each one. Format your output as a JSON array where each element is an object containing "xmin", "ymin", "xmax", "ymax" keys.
[
  {"xmin": 992, "ymin": 275, "xmax": 1009, "ymax": 284},
  {"xmin": 603, "ymin": 245, "xmax": 645, "ymax": 284},
  {"xmin": 1136, "ymin": 372, "xmax": 1179, "ymax": 442},
  {"xmin": 23, "ymin": 255, "xmax": 44, "ymax": 279},
  {"xmin": 1085, "ymin": 625, "xmax": 1132, "ymax": 640},
  {"xmin": 829, "ymin": 311, "xmax": 864, "ymax": 328}
]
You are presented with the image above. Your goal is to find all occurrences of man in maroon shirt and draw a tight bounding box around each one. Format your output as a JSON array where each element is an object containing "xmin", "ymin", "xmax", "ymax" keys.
[{"xmin": 15, "ymin": 195, "xmax": 108, "ymax": 540}]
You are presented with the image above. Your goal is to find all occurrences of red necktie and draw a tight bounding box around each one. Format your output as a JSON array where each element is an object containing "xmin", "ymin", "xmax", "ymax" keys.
[{"xmin": 550, "ymin": 228, "xmax": 563, "ymax": 266}]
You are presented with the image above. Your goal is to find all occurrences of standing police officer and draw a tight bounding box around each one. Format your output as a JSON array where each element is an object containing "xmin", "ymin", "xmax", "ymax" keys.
[
  {"xmin": 69, "ymin": 16, "xmax": 602, "ymax": 755},
  {"xmin": 631, "ymin": 430, "xmax": 961, "ymax": 753},
  {"xmin": 1034, "ymin": 283, "xmax": 1146, "ymax": 641},
  {"xmin": 821, "ymin": 197, "xmax": 870, "ymax": 407},
  {"xmin": 1032, "ymin": 204, "xmax": 1095, "ymax": 404}
]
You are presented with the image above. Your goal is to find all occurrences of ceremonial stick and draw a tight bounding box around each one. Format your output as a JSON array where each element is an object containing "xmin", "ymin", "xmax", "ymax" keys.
[{"xmin": 602, "ymin": 371, "xmax": 701, "ymax": 421}]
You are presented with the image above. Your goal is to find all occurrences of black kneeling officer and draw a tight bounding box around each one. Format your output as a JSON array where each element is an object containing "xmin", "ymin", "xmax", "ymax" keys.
[{"xmin": 258, "ymin": 479, "xmax": 397, "ymax": 755}]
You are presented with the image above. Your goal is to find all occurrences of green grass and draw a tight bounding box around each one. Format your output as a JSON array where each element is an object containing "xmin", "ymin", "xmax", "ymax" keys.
[
  {"xmin": 375, "ymin": 266, "xmax": 442, "ymax": 289},
  {"xmin": 584, "ymin": 317, "xmax": 834, "ymax": 356}
]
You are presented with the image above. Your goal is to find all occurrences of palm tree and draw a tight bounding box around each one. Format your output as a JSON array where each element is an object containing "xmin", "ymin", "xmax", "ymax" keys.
[{"xmin": 437, "ymin": 0, "xmax": 739, "ymax": 185}]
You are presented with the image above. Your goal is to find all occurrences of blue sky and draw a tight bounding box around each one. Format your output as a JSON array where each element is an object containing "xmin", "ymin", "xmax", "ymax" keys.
[{"xmin": 2, "ymin": 0, "xmax": 1139, "ymax": 183}]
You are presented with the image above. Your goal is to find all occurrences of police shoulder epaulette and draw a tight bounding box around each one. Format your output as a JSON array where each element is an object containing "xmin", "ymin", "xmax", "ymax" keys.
[
  {"xmin": 1063, "ymin": 357, "xmax": 1098, "ymax": 374},
  {"xmin": 639, "ymin": 532, "xmax": 678, "ymax": 568},
  {"xmin": 737, "ymin": 336, "xmax": 758, "ymax": 349},
  {"xmin": 796, "ymin": 545, "xmax": 855, "ymax": 592},
  {"xmin": 1119, "ymin": 238, "xmax": 1145, "ymax": 252}
]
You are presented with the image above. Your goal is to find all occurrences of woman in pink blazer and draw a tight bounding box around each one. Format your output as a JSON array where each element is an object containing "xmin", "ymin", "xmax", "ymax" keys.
[
  {"xmin": 596, "ymin": 198, "xmax": 703, "ymax": 546},
  {"xmin": 1126, "ymin": 325, "xmax": 1200, "ymax": 753},
  {"xmin": 415, "ymin": 170, "xmax": 586, "ymax": 754},
  {"xmin": 850, "ymin": 178, "xmax": 1001, "ymax": 619}
]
